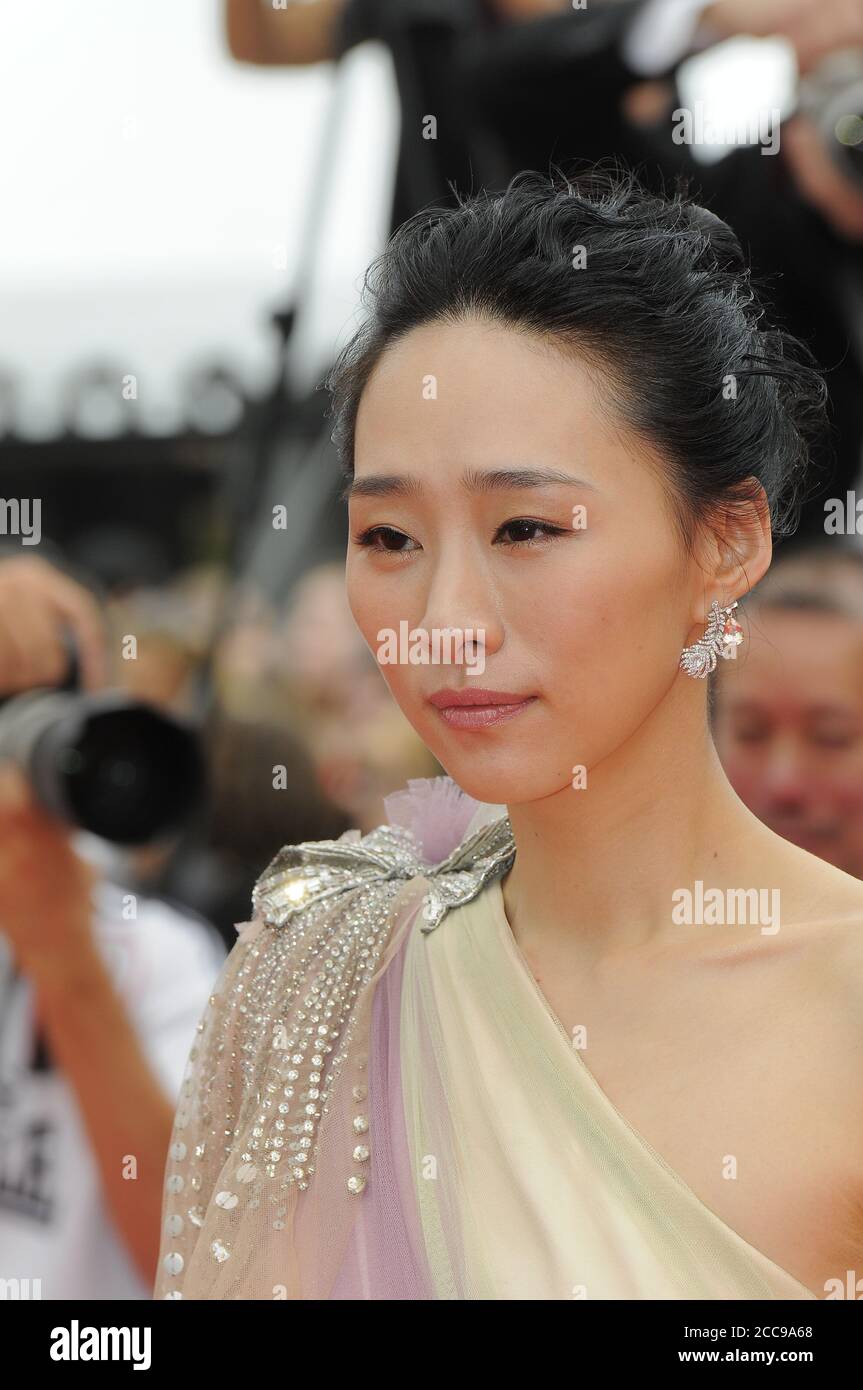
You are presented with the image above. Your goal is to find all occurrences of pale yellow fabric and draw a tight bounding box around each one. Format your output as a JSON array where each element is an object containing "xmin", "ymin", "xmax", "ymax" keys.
[{"xmin": 399, "ymin": 875, "xmax": 818, "ymax": 1300}]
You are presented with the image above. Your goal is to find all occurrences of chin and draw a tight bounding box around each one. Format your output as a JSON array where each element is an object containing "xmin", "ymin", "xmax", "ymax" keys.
[
  {"xmin": 402, "ymin": 705, "xmax": 579, "ymax": 806},
  {"xmin": 434, "ymin": 755, "xmax": 571, "ymax": 809}
]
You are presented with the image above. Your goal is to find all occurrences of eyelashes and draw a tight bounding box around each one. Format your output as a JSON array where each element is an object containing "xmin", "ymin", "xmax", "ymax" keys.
[
  {"xmin": 494, "ymin": 518, "xmax": 570, "ymax": 548},
  {"xmin": 353, "ymin": 525, "xmax": 418, "ymax": 555},
  {"xmin": 352, "ymin": 519, "xmax": 572, "ymax": 556}
]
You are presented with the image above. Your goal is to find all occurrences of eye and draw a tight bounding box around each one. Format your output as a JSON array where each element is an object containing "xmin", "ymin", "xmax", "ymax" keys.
[
  {"xmin": 812, "ymin": 730, "xmax": 857, "ymax": 749},
  {"xmin": 353, "ymin": 524, "xmax": 420, "ymax": 556},
  {"xmin": 493, "ymin": 518, "xmax": 570, "ymax": 548}
]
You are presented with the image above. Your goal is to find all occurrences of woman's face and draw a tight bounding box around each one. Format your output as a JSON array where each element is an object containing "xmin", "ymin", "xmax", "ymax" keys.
[{"xmin": 345, "ymin": 317, "xmax": 698, "ymax": 806}]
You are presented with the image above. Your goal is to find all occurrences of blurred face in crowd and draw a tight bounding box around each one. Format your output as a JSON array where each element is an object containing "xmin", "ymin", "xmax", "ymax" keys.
[
  {"xmin": 713, "ymin": 604, "xmax": 863, "ymax": 877},
  {"xmin": 345, "ymin": 315, "xmax": 718, "ymax": 808}
]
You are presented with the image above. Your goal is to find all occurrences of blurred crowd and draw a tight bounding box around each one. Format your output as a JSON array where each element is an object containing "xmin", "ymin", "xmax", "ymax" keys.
[{"xmin": 2, "ymin": 0, "xmax": 863, "ymax": 1300}]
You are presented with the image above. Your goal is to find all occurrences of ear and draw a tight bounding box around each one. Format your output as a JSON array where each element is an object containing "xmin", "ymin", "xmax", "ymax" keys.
[{"xmin": 693, "ymin": 479, "xmax": 773, "ymax": 612}]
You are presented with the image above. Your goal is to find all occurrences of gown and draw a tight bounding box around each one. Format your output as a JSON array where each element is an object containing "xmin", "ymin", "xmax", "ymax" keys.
[{"xmin": 152, "ymin": 777, "xmax": 819, "ymax": 1300}]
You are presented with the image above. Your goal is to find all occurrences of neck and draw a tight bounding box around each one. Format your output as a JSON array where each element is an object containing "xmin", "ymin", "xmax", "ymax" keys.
[{"xmin": 501, "ymin": 682, "xmax": 768, "ymax": 964}]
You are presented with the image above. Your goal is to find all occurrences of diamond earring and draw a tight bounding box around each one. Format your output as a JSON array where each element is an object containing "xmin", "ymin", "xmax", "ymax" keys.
[{"xmin": 679, "ymin": 600, "xmax": 743, "ymax": 679}]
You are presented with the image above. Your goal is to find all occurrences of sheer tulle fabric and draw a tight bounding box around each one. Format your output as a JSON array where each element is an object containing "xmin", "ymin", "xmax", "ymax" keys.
[
  {"xmin": 152, "ymin": 873, "xmax": 435, "ymax": 1299},
  {"xmin": 152, "ymin": 784, "xmax": 817, "ymax": 1300},
  {"xmin": 398, "ymin": 881, "xmax": 817, "ymax": 1300}
]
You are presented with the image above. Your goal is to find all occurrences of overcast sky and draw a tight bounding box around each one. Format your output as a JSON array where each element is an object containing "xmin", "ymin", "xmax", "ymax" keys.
[{"xmin": 0, "ymin": 0, "xmax": 397, "ymax": 436}]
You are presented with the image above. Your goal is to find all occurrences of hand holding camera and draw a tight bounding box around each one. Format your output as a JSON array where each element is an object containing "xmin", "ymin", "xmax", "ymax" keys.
[
  {"xmin": 0, "ymin": 555, "xmax": 203, "ymax": 845},
  {"xmin": 0, "ymin": 554, "xmax": 106, "ymax": 696},
  {"xmin": 703, "ymin": 0, "xmax": 863, "ymax": 76}
]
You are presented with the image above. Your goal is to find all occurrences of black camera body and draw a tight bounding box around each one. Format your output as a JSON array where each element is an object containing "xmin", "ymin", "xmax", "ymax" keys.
[{"xmin": 0, "ymin": 677, "xmax": 204, "ymax": 845}]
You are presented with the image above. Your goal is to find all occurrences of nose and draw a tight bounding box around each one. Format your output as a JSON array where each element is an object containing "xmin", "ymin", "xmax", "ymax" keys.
[
  {"xmin": 417, "ymin": 538, "xmax": 504, "ymax": 670},
  {"xmin": 760, "ymin": 738, "xmax": 812, "ymax": 813}
]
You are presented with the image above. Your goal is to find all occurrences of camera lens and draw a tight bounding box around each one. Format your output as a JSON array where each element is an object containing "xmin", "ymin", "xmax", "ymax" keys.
[{"xmin": 30, "ymin": 699, "xmax": 204, "ymax": 843}]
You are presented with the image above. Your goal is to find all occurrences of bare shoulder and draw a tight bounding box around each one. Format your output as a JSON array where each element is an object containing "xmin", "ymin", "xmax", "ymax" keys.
[
  {"xmin": 747, "ymin": 827, "xmax": 863, "ymax": 1013},
  {"xmin": 754, "ymin": 825, "xmax": 863, "ymax": 937},
  {"xmin": 798, "ymin": 869, "xmax": 863, "ymax": 1271},
  {"xmin": 751, "ymin": 837, "xmax": 863, "ymax": 1267}
]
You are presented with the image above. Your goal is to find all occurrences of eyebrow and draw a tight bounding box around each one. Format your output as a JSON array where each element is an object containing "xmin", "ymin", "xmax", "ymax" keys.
[{"xmin": 341, "ymin": 466, "xmax": 598, "ymax": 502}]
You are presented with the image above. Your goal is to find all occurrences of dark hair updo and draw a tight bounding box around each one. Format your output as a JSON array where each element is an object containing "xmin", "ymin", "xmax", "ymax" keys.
[{"xmin": 324, "ymin": 165, "xmax": 830, "ymax": 545}]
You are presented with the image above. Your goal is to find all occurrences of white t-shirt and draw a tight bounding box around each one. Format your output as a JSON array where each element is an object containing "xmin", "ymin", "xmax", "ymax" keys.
[{"xmin": 0, "ymin": 880, "xmax": 226, "ymax": 1300}]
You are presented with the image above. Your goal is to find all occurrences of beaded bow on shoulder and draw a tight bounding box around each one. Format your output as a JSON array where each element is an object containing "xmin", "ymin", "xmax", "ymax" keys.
[
  {"xmin": 251, "ymin": 808, "xmax": 516, "ymax": 934},
  {"xmin": 153, "ymin": 782, "xmax": 517, "ymax": 1297}
]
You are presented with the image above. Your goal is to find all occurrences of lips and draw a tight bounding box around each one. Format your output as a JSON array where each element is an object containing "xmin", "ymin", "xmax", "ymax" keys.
[
  {"xmin": 427, "ymin": 687, "xmax": 538, "ymax": 730},
  {"xmin": 428, "ymin": 688, "xmax": 530, "ymax": 708}
]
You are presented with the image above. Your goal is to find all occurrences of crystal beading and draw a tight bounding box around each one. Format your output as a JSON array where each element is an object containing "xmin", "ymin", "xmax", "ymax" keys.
[{"xmin": 156, "ymin": 811, "xmax": 515, "ymax": 1294}]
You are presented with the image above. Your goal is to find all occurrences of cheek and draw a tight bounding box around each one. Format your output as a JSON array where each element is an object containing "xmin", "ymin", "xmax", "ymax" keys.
[
  {"xmin": 721, "ymin": 741, "xmax": 863, "ymax": 819},
  {"xmin": 345, "ymin": 556, "xmax": 392, "ymax": 657},
  {"xmin": 822, "ymin": 759, "xmax": 863, "ymax": 816},
  {"xmin": 535, "ymin": 548, "xmax": 683, "ymax": 714},
  {"xmin": 345, "ymin": 558, "xmax": 421, "ymax": 708},
  {"xmin": 718, "ymin": 749, "xmax": 762, "ymax": 803}
]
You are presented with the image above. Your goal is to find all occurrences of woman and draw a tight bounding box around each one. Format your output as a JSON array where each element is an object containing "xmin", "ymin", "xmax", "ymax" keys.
[{"xmin": 154, "ymin": 168, "xmax": 863, "ymax": 1300}]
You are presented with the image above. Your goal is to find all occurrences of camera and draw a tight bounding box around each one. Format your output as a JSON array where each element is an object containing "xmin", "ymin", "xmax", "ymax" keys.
[
  {"xmin": 801, "ymin": 51, "xmax": 863, "ymax": 192},
  {"xmin": 0, "ymin": 644, "xmax": 204, "ymax": 844}
]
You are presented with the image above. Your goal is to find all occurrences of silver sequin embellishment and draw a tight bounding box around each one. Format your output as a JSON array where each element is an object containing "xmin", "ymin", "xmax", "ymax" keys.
[
  {"xmin": 251, "ymin": 815, "xmax": 515, "ymax": 935},
  {"xmin": 155, "ymin": 807, "xmax": 514, "ymax": 1293}
]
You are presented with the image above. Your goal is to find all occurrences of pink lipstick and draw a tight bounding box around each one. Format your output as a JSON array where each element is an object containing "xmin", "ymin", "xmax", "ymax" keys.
[{"xmin": 427, "ymin": 687, "xmax": 538, "ymax": 730}]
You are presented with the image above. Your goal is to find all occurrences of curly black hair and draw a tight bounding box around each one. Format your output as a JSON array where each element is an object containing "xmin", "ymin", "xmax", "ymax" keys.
[{"xmin": 324, "ymin": 163, "xmax": 831, "ymax": 547}]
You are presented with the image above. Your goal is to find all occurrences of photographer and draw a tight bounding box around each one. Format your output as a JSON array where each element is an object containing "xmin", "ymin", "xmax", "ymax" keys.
[
  {"xmin": 0, "ymin": 556, "xmax": 224, "ymax": 1299},
  {"xmin": 224, "ymin": 0, "xmax": 562, "ymax": 231},
  {"xmin": 448, "ymin": 0, "xmax": 863, "ymax": 537}
]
